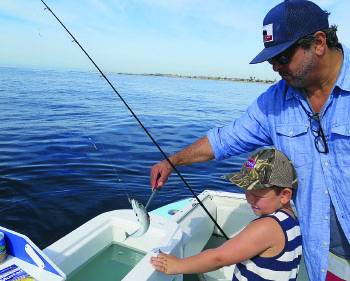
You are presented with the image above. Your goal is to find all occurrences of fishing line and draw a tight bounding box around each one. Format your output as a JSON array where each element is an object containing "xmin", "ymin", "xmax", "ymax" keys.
[
  {"xmin": 82, "ymin": 128, "xmax": 122, "ymax": 183},
  {"xmin": 41, "ymin": 0, "xmax": 229, "ymax": 240}
]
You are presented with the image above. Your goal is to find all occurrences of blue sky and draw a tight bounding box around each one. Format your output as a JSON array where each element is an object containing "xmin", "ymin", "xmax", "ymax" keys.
[{"xmin": 1, "ymin": 0, "xmax": 349, "ymax": 81}]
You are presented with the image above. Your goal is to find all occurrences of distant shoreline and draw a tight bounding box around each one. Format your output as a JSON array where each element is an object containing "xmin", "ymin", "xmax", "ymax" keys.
[{"xmin": 88, "ymin": 72, "xmax": 277, "ymax": 85}]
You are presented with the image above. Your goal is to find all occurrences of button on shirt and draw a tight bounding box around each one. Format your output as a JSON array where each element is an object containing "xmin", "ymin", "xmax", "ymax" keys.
[{"xmin": 207, "ymin": 43, "xmax": 350, "ymax": 281}]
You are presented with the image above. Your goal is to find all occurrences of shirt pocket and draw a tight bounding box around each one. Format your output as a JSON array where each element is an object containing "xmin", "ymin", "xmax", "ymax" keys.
[
  {"xmin": 331, "ymin": 124, "xmax": 350, "ymax": 166},
  {"xmin": 276, "ymin": 124, "xmax": 312, "ymax": 168}
]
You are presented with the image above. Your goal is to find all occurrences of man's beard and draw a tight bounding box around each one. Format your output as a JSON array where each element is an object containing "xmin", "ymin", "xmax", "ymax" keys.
[{"xmin": 281, "ymin": 50, "xmax": 315, "ymax": 88}]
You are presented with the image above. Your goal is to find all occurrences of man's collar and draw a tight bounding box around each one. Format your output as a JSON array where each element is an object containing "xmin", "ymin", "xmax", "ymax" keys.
[
  {"xmin": 335, "ymin": 43, "xmax": 350, "ymax": 92},
  {"xmin": 286, "ymin": 86, "xmax": 301, "ymax": 100}
]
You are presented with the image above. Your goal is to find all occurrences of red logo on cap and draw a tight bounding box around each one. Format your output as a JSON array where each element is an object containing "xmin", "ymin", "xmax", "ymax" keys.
[
  {"xmin": 263, "ymin": 24, "xmax": 273, "ymax": 43},
  {"xmin": 264, "ymin": 35, "xmax": 273, "ymax": 42},
  {"xmin": 245, "ymin": 158, "xmax": 256, "ymax": 169}
]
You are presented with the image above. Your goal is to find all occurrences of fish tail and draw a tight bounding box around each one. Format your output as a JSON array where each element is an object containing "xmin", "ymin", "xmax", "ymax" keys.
[{"xmin": 125, "ymin": 232, "xmax": 130, "ymax": 240}]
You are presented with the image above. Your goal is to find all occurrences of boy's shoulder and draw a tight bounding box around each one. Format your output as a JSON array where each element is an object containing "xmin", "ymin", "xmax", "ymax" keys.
[
  {"xmin": 249, "ymin": 214, "xmax": 283, "ymax": 233},
  {"xmin": 255, "ymin": 210, "xmax": 298, "ymax": 223},
  {"xmin": 249, "ymin": 210, "xmax": 299, "ymax": 239},
  {"xmin": 245, "ymin": 215, "xmax": 284, "ymax": 243},
  {"xmin": 248, "ymin": 210, "xmax": 300, "ymax": 244},
  {"xmin": 246, "ymin": 214, "xmax": 288, "ymax": 257}
]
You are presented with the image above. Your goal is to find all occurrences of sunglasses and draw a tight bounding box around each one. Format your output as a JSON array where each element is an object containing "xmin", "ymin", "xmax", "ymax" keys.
[
  {"xmin": 267, "ymin": 44, "xmax": 298, "ymax": 65},
  {"xmin": 309, "ymin": 113, "xmax": 329, "ymax": 153}
]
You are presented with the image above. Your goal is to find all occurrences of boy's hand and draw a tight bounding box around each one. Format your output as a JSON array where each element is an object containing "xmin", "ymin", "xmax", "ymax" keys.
[{"xmin": 150, "ymin": 253, "xmax": 179, "ymax": 275}]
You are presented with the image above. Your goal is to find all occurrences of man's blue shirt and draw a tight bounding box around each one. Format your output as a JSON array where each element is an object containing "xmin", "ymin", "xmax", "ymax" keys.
[{"xmin": 207, "ymin": 43, "xmax": 350, "ymax": 281}]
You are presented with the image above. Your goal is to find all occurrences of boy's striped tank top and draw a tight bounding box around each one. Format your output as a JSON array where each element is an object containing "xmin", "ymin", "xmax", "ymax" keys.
[{"xmin": 232, "ymin": 210, "xmax": 302, "ymax": 281}]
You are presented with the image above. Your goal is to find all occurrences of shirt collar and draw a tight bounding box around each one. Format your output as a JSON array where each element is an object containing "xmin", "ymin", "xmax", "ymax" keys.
[
  {"xmin": 286, "ymin": 86, "xmax": 301, "ymax": 101},
  {"xmin": 335, "ymin": 43, "xmax": 350, "ymax": 92}
]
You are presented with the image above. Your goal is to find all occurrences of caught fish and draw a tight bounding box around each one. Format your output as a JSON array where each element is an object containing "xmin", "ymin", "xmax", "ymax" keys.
[{"xmin": 125, "ymin": 198, "xmax": 150, "ymax": 240}]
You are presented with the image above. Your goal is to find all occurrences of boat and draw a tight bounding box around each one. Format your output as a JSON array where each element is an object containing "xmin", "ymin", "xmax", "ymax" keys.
[{"xmin": 0, "ymin": 190, "xmax": 309, "ymax": 280}]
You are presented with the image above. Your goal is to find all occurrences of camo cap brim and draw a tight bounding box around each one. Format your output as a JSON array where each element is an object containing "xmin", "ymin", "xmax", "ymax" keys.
[
  {"xmin": 222, "ymin": 148, "xmax": 298, "ymax": 191},
  {"xmin": 221, "ymin": 171, "xmax": 272, "ymax": 190}
]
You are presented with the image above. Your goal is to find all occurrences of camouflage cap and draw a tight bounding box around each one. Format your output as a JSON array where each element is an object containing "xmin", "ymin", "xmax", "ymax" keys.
[{"xmin": 222, "ymin": 148, "xmax": 298, "ymax": 191}]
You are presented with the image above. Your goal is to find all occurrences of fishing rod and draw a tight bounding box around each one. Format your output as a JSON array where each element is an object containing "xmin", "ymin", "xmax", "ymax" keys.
[{"xmin": 40, "ymin": 0, "xmax": 229, "ymax": 241}]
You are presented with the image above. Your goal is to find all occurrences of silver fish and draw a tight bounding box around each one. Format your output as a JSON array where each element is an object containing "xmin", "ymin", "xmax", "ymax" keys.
[{"xmin": 125, "ymin": 198, "xmax": 150, "ymax": 240}]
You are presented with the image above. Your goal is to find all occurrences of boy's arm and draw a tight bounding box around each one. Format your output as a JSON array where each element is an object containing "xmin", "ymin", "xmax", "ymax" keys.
[{"xmin": 150, "ymin": 217, "xmax": 284, "ymax": 274}]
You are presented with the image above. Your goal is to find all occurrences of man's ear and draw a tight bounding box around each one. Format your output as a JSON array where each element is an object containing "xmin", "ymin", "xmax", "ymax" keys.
[
  {"xmin": 280, "ymin": 188, "xmax": 293, "ymax": 204},
  {"xmin": 313, "ymin": 31, "xmax": 327, "ymax": 57}
]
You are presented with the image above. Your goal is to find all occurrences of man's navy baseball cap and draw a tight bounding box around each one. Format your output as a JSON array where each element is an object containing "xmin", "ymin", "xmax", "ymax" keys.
[{"xmin": 250, "ymin": 0, "xmax": 329, "ymax": 64}]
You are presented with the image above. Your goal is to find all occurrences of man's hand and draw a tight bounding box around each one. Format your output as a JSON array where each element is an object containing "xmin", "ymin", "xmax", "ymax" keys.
[
  {"xmin": 150, "ymin": 136, "xmax": 214, "ymax": 190},
  {"xmin": 150, "ymin": 159, "xmax": 173, "ymax": 190}
]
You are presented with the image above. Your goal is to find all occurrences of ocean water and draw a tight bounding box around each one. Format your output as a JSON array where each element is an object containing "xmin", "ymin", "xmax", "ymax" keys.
[{"xmin": 0, "ymin": 67, "xmax": 270, "ymax": 249}]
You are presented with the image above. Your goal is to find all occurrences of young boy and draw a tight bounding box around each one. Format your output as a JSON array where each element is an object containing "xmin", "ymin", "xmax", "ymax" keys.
[{"xmin": 150, "ymin": 148, "xmax": 302, "ymax": 281}]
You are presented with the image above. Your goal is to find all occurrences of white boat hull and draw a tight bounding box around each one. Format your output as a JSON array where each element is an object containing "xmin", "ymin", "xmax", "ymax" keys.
[
  {"xmin": 43, "ymin": 210, "xmax": 183, "ymax": 281},
  {"xmin": 1, "ymin": 190, "xmax": 309, "ymax": 281}
]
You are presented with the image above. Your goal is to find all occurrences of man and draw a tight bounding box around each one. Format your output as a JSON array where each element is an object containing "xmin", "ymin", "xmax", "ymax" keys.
[{"xmin": 150, "ymin": 1, "xmax": 350, "ymax": 281}]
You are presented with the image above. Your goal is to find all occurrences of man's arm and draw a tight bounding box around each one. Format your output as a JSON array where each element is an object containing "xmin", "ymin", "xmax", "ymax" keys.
[{"xmin": 150, "ymin": 136, "xmax": 215, "ymax": 189}]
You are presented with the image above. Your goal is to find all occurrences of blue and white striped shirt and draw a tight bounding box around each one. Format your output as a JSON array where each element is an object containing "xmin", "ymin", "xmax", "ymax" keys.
[
  {"xmin": 207, "ymin": 43, "xmax": 350, "ymax": 281},
  {"xmin": 232, "ymin": 210, "xmax": 302, "ymax": 281}
]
